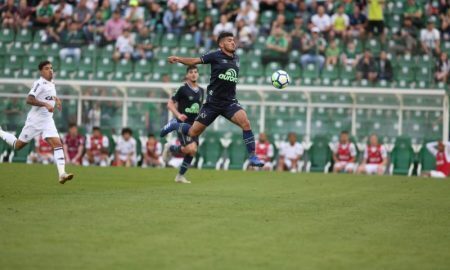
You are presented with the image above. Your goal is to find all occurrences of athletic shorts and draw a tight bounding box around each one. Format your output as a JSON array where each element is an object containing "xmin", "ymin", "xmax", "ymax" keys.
[
  {"xmin": 334, "ymin": 161, "xmax": 356, "ymax": 172},
  {"xmin": 18, "ymin": 119, "xmax": 59, "ymax": 143},
  {"xmin": 195, "ymin": 101, "xmax": 243, "ymax": 127},
  {"xmin": 367, "ymin": 20, "xmax": 384, "ymax": 35},
  {"xmin": 430, "ymin": 170, "xmax": 447, "ymax": 178},
  {"xmin": 364, "ymin": 164, "xmax": 385, "ymax": 175}
]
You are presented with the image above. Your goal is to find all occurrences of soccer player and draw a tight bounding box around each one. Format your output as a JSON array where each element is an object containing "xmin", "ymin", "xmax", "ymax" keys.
[
  {"xmin": 114, "ymin": 127, "xmax": 136, "ymax": 167},
  {"xmin": 162, "ymin": 65, "xmax": 205, "ymax": 183},
  {"xmin": 357, "ymin": 134, "xmax": 388, "ymax": 175},
  {"xmin": 0, "ymin": 60, "xmax": 74, "ymax": 184},
  {"xmin": 160, "ymin": 31, "xmax": 264, "ymax": 167},
  {"xmin": 82, "ymin": 126, "xmax": 110, "ymax": 167},
  {"xmin": 277, "ymin": 132, "xmax": 304, "ymax": 172},
  {"xmin": 424, "ymin": 140, "xmax": 450, "ymax": 178},
  {"xmin": 63, "ymin": 123, "xmax": 85, "ymax": 165},
  {"xmin": 332, "ymin": 131, "xmax": 357, "ymax": 173},
  {"xmin": 248, "ymin": 132, "xmax": 274, "ymax": 171}
]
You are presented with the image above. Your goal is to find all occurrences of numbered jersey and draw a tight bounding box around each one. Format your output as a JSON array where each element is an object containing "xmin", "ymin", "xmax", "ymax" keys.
[
  {"xmin": 26, "ymin": 77, "xmax": 57, "ymax": 124},
  {"xmin": 171, "ymin": 83, "xmax": 205, "ymax": 124}
]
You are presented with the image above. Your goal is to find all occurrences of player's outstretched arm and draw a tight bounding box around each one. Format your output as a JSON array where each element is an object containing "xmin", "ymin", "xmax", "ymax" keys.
[
  {"xmin": 168, "ymin": 56, "xmax": 202, "ymax": 66},
  {"xmin": 26, "ymin": 95, "xmax": 54, "ymax": 112}
]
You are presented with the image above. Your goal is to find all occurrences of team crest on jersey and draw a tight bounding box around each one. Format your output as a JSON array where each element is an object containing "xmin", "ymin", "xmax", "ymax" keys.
[{"xmin": 218, "ymin": 68, "xmax": 238, "ymax": 83}]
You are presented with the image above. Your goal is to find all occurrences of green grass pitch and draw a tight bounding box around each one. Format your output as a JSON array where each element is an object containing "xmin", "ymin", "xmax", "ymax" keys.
[{"xmin": 1, "ymin": 163, "xmax": 449, "ymax": 270}]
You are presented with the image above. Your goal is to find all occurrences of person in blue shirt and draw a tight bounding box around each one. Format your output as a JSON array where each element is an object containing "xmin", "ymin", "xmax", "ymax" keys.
[{"xmin": 160, "ymin": 31, "xmax": 264, "ymax": 167}]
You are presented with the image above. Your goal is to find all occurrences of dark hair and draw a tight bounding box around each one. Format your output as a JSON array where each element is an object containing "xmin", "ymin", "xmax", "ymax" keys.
[
  {"xmin": 148, "ymin": 133, "xmax": 155, "ymax": 138},
  {"xmin": 38, "ymin": 60, "xmax": 51, "ymax": 70},
  {"xmin": 186, "ymin": 65, "xmax": 198, "ymax": 74},
  {"xmin": 92, "ymin": 126, "xmax": 101, "ymax": 132},
  {"xmin": 340, "ymin": 130, "xmax": 349, "ymax": 135},
  {"xmin": 122, "ymin": 127, "xmax": 132, "ymax": 135},
  {"xmin": 217, "ymin": 31, "xmax": 234, "ymax": 44},
  {"xmin": 68, "ymin": 123, "xmax": 77, "ymax": 129}
]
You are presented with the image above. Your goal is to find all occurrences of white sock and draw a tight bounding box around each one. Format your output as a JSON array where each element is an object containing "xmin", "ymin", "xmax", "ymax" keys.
[
  {"xmin": 53, "ymin": 147, "xmax": 66, "ymax": 176},
  {"xmin": 0, "ymin": 130, "xmax": 17, "ymax": 149}
]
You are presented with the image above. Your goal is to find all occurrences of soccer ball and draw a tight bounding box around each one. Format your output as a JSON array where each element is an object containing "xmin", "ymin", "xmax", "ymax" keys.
[{"xmin": 271, "ymin": 70, "xmax": 290, "ymax": 89}]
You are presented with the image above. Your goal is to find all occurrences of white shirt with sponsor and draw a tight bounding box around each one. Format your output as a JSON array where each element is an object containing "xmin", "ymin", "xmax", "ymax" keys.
[
  {"xmin": 26, "ymin": 77, "xmax": 56, "ymax": 124},
  {"xmin": 280, "ymin": 142, "xmax": 304, "ymax": 160},
  {"xmin": 116, "ymin": 136, "xmax": 136, "ymax": 156}
]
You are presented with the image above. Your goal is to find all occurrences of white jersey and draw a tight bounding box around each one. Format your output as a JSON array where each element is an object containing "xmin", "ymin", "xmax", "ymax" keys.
[
  {"xmin": 280, "ymin": 142, "xmax": 304, "ymax": 160},
  {"xmin": 26, "ymin": 77, "xmax": 56, "ymax": 124},
  {"xmin": 116, "ymin": 136, "xmax": 136, "ymax": 156}
]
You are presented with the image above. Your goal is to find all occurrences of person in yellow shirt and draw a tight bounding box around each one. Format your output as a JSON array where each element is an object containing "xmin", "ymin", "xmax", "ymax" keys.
[
  {"xmin": 331, "ymin": 5, "xmax": 350, "ymax": 39},
  {"xmin": 367, "ymin": 0, "xmax": 385, "ymax": 36}
]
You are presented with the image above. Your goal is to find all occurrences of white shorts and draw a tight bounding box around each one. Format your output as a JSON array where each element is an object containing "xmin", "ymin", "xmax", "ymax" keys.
[
  {"xmin": 334, "ymin": 161, "xmax": 356, "ymax": 172},
  {"xmin": 284, "ymin": 158, "xmax": 295, "ymax": 169},
  {"xmin": 363, "ymin": 164, "xmax": 385, "ymax": 175},
  {"xmin": 118, "ymin": 154, "xmax": 136, "ymax": 165},
  {"xmin": 18, "ymin": 119, "xmax": 59, "ymax": 143},
  {"xmin": 430, "ymin": 170, "xmax": 447, "ymax": 178}
]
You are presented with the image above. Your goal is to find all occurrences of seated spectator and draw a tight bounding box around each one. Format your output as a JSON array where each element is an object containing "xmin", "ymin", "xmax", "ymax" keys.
[
  {"xmin": 441, "ymin": 17, "xmax": 450, "ymax": 42},
  {"xmin": 262, "ymin": 26, "xmax": 289, "ymax": 67},
  {"xmin": 195, "ymin": 16, "xmax": 214, "ymax": 52},
  {"xmin": 424, "ymin": 140, "xmax": 450, "ymax": 178},
  {"xmin": 167, "ymin": 0, "xmax": 189, "ymax": 10},
  {"xmin": 53, "ymin": 0, "xmax": 73, "ymax": 20},
  {"xmin": 133, "ymin": 27, "xmax": 154, "ymax": 60},
  {"xmin": 420, "ymin": 19, "xmax": 441, "ymax": 56},
  {"xmin": 275, "ymin": 1, "xmax": 295, "ymax": 26},
  {"xmin": 104, "ymin": 9, "xmax": 129, "ymax": 44},
  {"xmin": 34, "ymin": 0, "xmax": 54, "ymax": 28},
  {"xmin": 357, "ymin": 134, "xmax": 387, "ymax": 175},
  {"xmin": 213, "ymin": 15, "xmax": 234, "ymax": 42},
  {"xmin": 235, "ymin": 19, "xmax": 254, "ymax": 50},
  {"xmin": 28, "ymin": 135, "xmax": 53, "ymax": 165},
  {"xmin": 112, "ymin": 28, "xmax": 134, "ymax": 61},
  {"xmin": 435, "ymin": 52, "xmax": 450, "ymax": 83},
  {"xmin": 184, "ymin": 1, "xmax": 199, "ymax": 33},
  {"xmin": 295, "ymin": 0, "xmax": 311, "ymax": 24},
  {"xmin": 86, "ymin": 10, "xmax": 106, "ymax": 45},
  {"xmin": 82, "ymin": 126, "xmax": 109, "ymax": 167},
  {"xmin": 347, "ymin": 5, "xmax": 366, "ymax": 39},
  {"xmin": 300, "ymin": 27, "xmax": 326, "ymax": 70},
  {"xmin": 392, "ymin": 17, "xmax": 418, "ymax": 54},
  {"xmin": 376, "ymin": 51, "xmax": 393, "ymax": 81},
  {"xmin": 332, "ymin": 131, "xmax": 357, "ymax": 173},
  {"xmin": 144, "ymin": 1, "xmax": 163, "ymax": 32},
  {"xmin": 325, "ymin": 38, "xmax": 340, "ymax": 66},
  {"xmin": 220, "ymin": 0, "xmax": 240, "ymax": 22},
  {"xmin": 311, "ymin": 5, "xmax": 331, "ymax": 34},
  {"xmin": 248, "ymin": 132, "xmax": 274, "ymax": 171},
  {"xmin": 63, "ymin": 123, "xmax": 85, "ymax": 165},
  {"xmin": 98, "ymin": 0, "xmax": 111, "ymax": 21},
  {"xmin": 356, "ymin": 50, "xmax": 377, "ymax": 83},
  {"xmin": 403, "ymin": 0, "xmax": 423, "ymax": 28},
  {"xmin": 331, "ymin": 5, "xmax": 349, "ymax": 39},
  {"xmin": 271, "ymin": 14, "xmax": 288, "ymax": 34},
  {"xmin": 277, "ymin": 132, "xmax": 304, "ymax": 173},
  {"xmin": 366, "ymin": 0, "xmax": 385, "ymax": 37},
  {"xmin": 235, "ymin": 2, "xmax": 258, "ymax": 34},
  {"xmin": 163, "ymin": 3, "xmax": 185, "ymax": 35},
  {"xmin": 1, "ymin": 0, "xmax": 17, "ymax": 28},
  {"xmin": 59, "ymin": 21, "xmax": 87, "ymax": 61},
  {"xmin": 16, "ymin": 0, "xmax": 34, "ymax": 29},
  {"xmin": 142, "ymin": 134, "xmax": 163, "ymax": 168},
  {"xmin": 114, "ymin": 128, "xmax": 136, "ymax": 167},
  {"xmin": 73, "ymin": 0, "xmax": 92, "ymax": 26},
  {"xmin": 124, "ymin": 0, "xmax": 144, "ymax": 31},
  {"xmin": 288, "ymin": 15, "xmax": 306, "ymax": 50}
]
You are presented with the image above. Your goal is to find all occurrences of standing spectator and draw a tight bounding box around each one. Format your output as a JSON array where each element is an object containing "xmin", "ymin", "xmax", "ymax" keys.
[
  {"xmin": 184, "ymin": 1, "xmax": 199, "ymax": 33},
  {"xmin": 112, "ymin": 28, "xmax": 134, "ymax": 61},
  {"xmin": 53, "ymin": 0, "xmax": 73, "ymax": 20},
  {"xmin": 28, "ymin": 135, "xmax": 54, "ymax": 165},
  {"xmin": 235, "ymin": 2, "xmax": 258, "ymax": 33},
  {"xmin": 248, "ymin": 132, "xmax": 274, "ymax": 171},
  {"xmin": 59, "ymin": 21, "xmax": 87, "ymax": 61},
  {"xmin": 104, "ymin": 9, "xmax": 128, "ymax": 43},
  {"xmin": 114, "ymin": 128, "xmax": 136, "ymax": 167},
  {"xmin": 16, "ymin": 0, "xmax": 34, "ymax": 29},
  {"xmin": 300, "ymin": 27, "xmax": 326, "ymax": 70},
  {"xmin": 213, "ymin": 14, "xmax": 234, "ymax": 42},
  {"xmin": 73, "ymin": 0, "xmax": 92, "ymax": 26},
  {"xmin": 357, "ymin": 134, "xmax": 388, "ymax": 175},
  {"xmin": 261, "ymin": 26, "xmax": 289, "ymax": 67},
  {"xmin": 376, "ymin": 51, "xmax": 393, "ymax": 81},
  {"xmin": 435, "ymin": 52, "xmax": 450, "ymax": 83},
  {"xmin": 347, "ymin": 5, "xmax": 366, "ymax": 39},
  {"xmin": 289, "ymin": 15, "xmax": 306, "ymax": 50},
  {"xmin": 331, "ymin": 5, "xmax": 349, "ymax": 39},
  {"xmin": 144, "ymin": 0, "xmax": 163, "ymax": 32},
  {"xmin": 86, "ymin": 10, "xmax": 106, "ymax": 45},
  {"xmin": 424, "ymin": 140, "xmax": 450, "ymax": 178},
  {"xmin": 311, "ymin": 5, "xmax": 331, "ymax": 34},
  {"xmin": 403, "ymin": 0, "xmax": 423, "ymax": 28},
  {"xmin": 124, "ymin": 0, "xmax": 144, "ymax": 31},
  {"xmin": 195, "ymin": 15, "xmax": 214, "ymax": 51},
  {"xmin": 356, "ymin": 50, "xmax": 377, "ymax": 83},
  {"xmin": 35, "ymin": 0, "xmax": 54, "ymax": 28},
  {"xmin": 163, "ymin": 3, "xmax": 185, "ymax": 35},
  {"xmin": 82, "ymin": 126, "xmax": 109, "ymax": 167},
  {"xmin": 340, "ymin": 41, "xmax": 359, "ymax": 67},
  {"xmin": 63, "ymin": 123, "xmax": 85, "ymax": 165},
  {"xmin": 332, "ymin": 131, "xmax": 357, "ymax": 173},
  {"xmin": 235, "ymin": 19, "xmax": 254, "ymax": 50},
  {"xmin": 421, "ymin": 19, "xmax": 441, "ymax": 56},
  {"xmin": 277, "ymin": 132, "xmax": 304, "ymax": 173},
  {"xmin": 367, "ymin": 0, "xmax": 385, "ymax": 37},
  {"xmin": 325, "ymin": 38, "xmax": 340, "ymax": 66},
  {"xmin": 142, "ymin": 134, "xmax": 162, "ymax": 167},
  {"xmin": 1, "ymin": 0, "xmax": 17, "ymax": 28}
]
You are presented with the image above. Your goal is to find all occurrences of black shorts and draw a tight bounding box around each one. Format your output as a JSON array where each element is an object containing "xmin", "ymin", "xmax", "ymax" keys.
[
  {"xmin": 195, "ymin": 101, "xmax": 243, "ymax": 127},
  {"xmin": 367, "ymin": 20, "xmax": 384, "ymax": 35}
]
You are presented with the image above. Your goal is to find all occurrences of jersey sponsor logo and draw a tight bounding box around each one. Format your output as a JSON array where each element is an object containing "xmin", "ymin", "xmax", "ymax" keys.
[
  {"xmin": 185, "ymin": 103, "xmax": 200, "ymax": 114},
  {"xmin": 218, "ymin": 68, "xmax": 238, "ymax": 83},
  {"xmin": 45, "ymin": 96, "xmax": 53, "ymax": 100}
]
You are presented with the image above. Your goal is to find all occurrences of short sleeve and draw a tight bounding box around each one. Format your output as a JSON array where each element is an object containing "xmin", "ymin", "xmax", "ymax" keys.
[
  {"xmin": 296, "ymin": 143, "xmax": 304, "ymax": 156},
  {"xmin": 171, "ymin": 87, "xmax": 182, "ymax": 102},
  {"xmin": 85, "ymin": 136, "xmax": 91, "ymax": 149},
  {"xmin": 103, "ymin": 136, "xmax": 109, "ymax": 148},
  {"xmin": 28, "ymin": 81, "xmax": 41, "ymax": 97},
  {"xmin": 350, "ymin": 143, "xmax": 357, "ymax": 157},
  {"xmin": 200, "ymin": 51, "xmax": 216, "ymax": 64},
  {"xmin": 363, "ymin": 148, "xmax": 369, "ymax": 159}
]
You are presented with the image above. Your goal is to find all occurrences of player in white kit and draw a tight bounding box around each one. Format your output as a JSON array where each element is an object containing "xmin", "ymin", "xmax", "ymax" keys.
[{"xmin": 0, "ymin": 61, "xmax": 74, "ymax": 184}]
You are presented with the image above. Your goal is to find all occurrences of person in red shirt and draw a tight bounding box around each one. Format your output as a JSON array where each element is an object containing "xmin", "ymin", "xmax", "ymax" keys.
[
  {"xmin": 82, "ymin": 126, "xmax": 109, "ymax": 166},
  {"xmin": 142, "ymin": 133, "xmax": 162, "ymax": 167},
  {"xmin": 332, "ymin": 131, "xmax": 357, "ymax": 173},
  {"xmin": 28, "ymin": 135, "xmax": 54, "ymax": 164},
  {"xmin": 248, "ymin": 132, "xmax": 274, "ymax": 171},
  {"xmin": 425, "ymin": 140, "xmax": 450, "ymax": 178},
  {"xmin": 357, "ymin": 134, "xmax": 388, "ymax": 175},
  {"xmin": 63, "ymin": 123, "xmax": 84, "ymax": 165}
]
